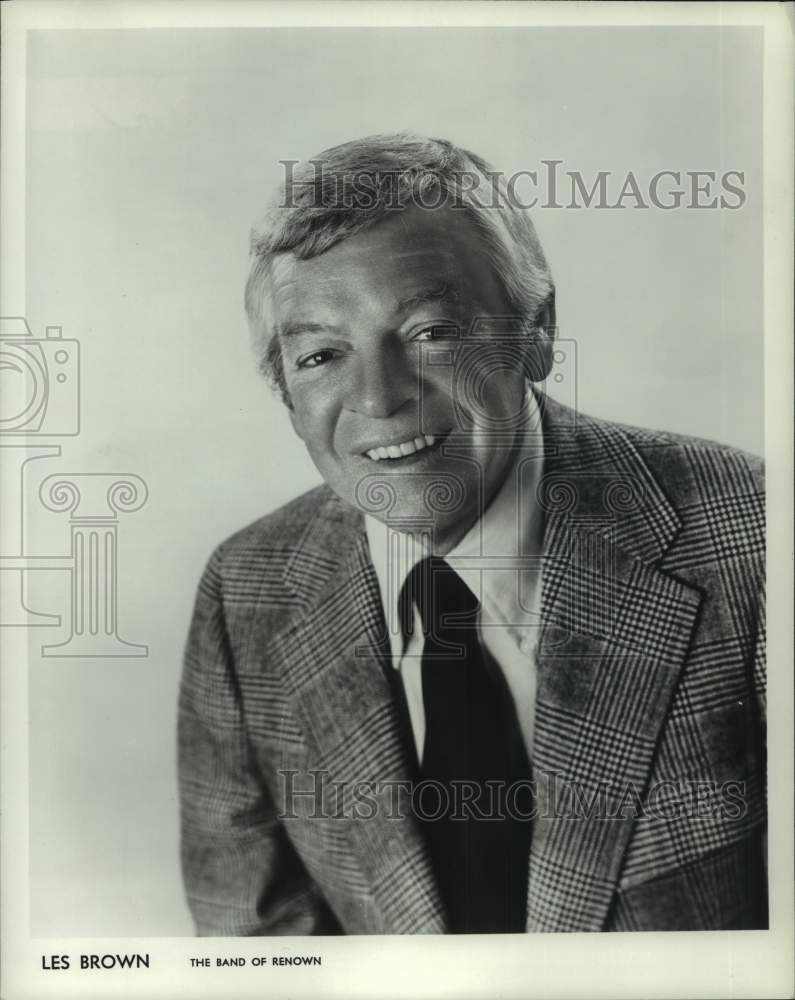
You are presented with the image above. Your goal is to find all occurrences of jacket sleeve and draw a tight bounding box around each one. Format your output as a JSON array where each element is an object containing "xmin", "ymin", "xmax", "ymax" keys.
[
  {"xmin": 748, "ymin": 453, "xmax": 767, "ymax": 878},
  {"xmin": 752, "ymin": 581, "xmax": 766, "ymax": 728},
  {"xmin": 753, "ymin": 574, "xmax": 767, "ymax": 882},
  {"xmin": 177, "ymin": 546, "xmax": 338, "ymax": 935}
]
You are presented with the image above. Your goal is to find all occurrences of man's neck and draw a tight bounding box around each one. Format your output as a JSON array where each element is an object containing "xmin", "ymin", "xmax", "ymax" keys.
[{"xmin": 432, "ymin": 398, "xmax": 540, "ymax": 556}]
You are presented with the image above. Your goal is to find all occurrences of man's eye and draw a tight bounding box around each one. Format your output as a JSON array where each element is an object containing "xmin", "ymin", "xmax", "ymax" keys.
[
  {"xmin": 296, "ymin": 350, "xmax": 335, "ymax": 369},
  {"xmin": 411, "ymin": 324, "xmax": 460, "ymax": 343}
]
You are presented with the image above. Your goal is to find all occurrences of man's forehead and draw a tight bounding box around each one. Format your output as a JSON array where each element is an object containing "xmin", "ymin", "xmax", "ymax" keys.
[{"xmin": 270, "ymin": 208, "xmax": 487, "ymax": 313}]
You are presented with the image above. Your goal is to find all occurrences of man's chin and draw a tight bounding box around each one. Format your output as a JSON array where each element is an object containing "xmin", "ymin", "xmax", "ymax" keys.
[{"xmin": 343, "ymin": 471, "xmax": 478, "ymax": 548}]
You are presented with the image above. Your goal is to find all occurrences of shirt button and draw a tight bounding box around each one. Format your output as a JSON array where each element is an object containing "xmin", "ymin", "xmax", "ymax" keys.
[{"xmin": 519, "ymin": 633, "xmax": 535, "ymax": 655}]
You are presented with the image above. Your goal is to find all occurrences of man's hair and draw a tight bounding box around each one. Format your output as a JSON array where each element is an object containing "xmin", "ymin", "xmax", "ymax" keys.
[{"xmin": 244, "ymin": 132, "xmax": 554, "ymax": 405}]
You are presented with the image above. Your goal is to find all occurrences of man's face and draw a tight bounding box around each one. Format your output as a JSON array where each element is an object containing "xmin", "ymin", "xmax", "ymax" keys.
[{"xmin": 271, "ymin": 206, "xmax": 534, "ymax": 551}]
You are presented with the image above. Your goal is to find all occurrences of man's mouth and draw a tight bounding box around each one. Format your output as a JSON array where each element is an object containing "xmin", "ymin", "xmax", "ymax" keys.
[{"xmin": 364, "ymin": 433, "xmax": 440, "ymax": 462}]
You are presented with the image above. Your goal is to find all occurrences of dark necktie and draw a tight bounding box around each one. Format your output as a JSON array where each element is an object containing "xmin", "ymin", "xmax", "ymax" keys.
[{"xmin": 400, "ymin": 556, "xmax": 532, "ymax": 933}]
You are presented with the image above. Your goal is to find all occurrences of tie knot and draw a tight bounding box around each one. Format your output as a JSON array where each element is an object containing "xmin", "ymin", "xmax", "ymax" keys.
[{"xmin": 399, "ymin": 556, "xmax": 479, "ymax": 639}]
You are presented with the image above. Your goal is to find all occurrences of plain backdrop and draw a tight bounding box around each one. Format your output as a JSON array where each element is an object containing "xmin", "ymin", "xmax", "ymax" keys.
[{"xmin": 23, "ymin": 26, "xmax": 762, "ymax": 935}]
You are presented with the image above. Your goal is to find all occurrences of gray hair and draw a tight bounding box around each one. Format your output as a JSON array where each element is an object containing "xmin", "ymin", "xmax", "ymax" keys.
[{"xmin": 244, "ymin": 132, "xmax": 554, "ymax": 404}]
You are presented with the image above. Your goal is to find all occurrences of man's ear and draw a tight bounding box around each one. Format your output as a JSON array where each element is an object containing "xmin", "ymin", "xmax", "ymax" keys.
[{"xmin": 524, "ymin": 291, "xmax": 557, "ymax": 383}]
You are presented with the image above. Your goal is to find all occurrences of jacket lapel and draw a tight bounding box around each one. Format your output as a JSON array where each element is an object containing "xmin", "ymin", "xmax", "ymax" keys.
[
  {"xmin": 279, "ymin": 497, "xmax": 446, "ymax": 933},
  {"xmin": 526, "ymin": 397, "xmax": 702, "ymax": 931}
]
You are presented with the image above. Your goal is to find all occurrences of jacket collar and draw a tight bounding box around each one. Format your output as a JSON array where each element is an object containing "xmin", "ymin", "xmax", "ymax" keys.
[{"xmin": 278, "ymin": 395, "xmax": 701, "ymax": 933}]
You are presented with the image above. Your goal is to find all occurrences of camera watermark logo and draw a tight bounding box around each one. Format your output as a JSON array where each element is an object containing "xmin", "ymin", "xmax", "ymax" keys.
[
  {"xmin": 350, "ymin": 322, "xmax": 583, "ymax": 656},
  {"xmin": 0, "ymin": 316, "xmax": 148, "ymax": 657},
  {"xmin": 417, "ymin": 321, "xmax": 577, "ymax": 439},
  {"xmin": 0, "ymin": 317, "xmax": 79, "ymax": 435}
]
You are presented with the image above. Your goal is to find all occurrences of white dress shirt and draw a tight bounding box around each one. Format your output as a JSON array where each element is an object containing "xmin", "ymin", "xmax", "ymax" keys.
[{"xmin": 365, "ymin": 394, "xmax": 545, "ymax": 766}]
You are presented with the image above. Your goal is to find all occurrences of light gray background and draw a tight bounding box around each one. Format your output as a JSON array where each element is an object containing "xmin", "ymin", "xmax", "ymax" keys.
[{"xmin": 24, "ymin": 26, "xmax": 762, "ymax": 935}]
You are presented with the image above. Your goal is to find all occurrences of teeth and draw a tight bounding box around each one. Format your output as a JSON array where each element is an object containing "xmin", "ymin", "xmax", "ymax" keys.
[{"xmin": 365, "ymin": 433, "xmax": 440, "ymax": 461}]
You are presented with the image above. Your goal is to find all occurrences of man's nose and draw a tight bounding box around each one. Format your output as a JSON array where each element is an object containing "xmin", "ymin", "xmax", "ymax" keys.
[{"xmin": 345, "ymin": 343, "xmax": 415, "ymax": 418}]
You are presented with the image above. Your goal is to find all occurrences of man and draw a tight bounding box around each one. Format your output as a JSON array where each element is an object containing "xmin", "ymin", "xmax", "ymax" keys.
[{"xmin": 178, "ymin": 134, "xmax": 766, "ymax": 934}]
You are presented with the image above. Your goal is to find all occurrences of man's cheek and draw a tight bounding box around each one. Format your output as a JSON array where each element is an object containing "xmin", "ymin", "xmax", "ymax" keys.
[
  {"xmin": 420, "ymin": 371, "xmax": 457, "ymax": 426},
  {"xmin": 287, "ymin": 386, "xmax": 326, "ymax": 439},
  {"xmin": 287, "ymin": 397, "xmax": 310, "ymax": 442}
]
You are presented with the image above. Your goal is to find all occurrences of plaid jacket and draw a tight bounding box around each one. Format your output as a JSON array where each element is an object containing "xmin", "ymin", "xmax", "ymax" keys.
[{"xmin": 178, "ymin": 397, "xmax": 767, "ymax": 934}]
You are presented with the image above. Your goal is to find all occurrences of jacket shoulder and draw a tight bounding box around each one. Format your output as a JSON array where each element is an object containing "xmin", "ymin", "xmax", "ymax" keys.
[
  {"xmin": 597, "ymin": 416, "xmax": 766, "ymax": 578},
  {"xmin": 544, "ymin": 398, "xmax": 767, "ymax": 569},
  {"xmin": 614, "ymin": 418, "xmax": 764, "ymax": 504},
  {"xmin": 541, "ymin": 395, "xmax": 764, "ymax": 501},
  {"xmin": 215, "ymin": 483, "xmax": 336, "ymax": 562},
  {"xmin": 194, "ymin": 483, "xmax": 350, "ymax": 637}
]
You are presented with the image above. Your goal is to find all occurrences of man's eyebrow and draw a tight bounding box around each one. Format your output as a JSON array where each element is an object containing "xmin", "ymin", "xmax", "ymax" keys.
[
  {"xmin": 278, "ymin": 321, "xmax": 341, "ymax": 340},
  {"xmin": 278, "ymin": 286, "xmax": 461, "ymax": 340},
  {"xmin": 397, "ymin": 283, "xmax": 462, "ymax": 314}
]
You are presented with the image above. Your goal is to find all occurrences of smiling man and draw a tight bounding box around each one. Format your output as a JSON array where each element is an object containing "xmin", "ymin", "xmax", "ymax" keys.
[
  {"xmin": 269, "ymin": 200, "xmax": 548, "ymax": 550},
  {"xmin": 178, "ymin": 134, "xmax": 767, "ymax": 935}
]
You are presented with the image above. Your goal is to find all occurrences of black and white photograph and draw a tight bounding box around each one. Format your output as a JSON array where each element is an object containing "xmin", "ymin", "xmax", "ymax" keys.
[{"xmin": 1, "ymin": 2, "xmax": 792, "ymax": 998}]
